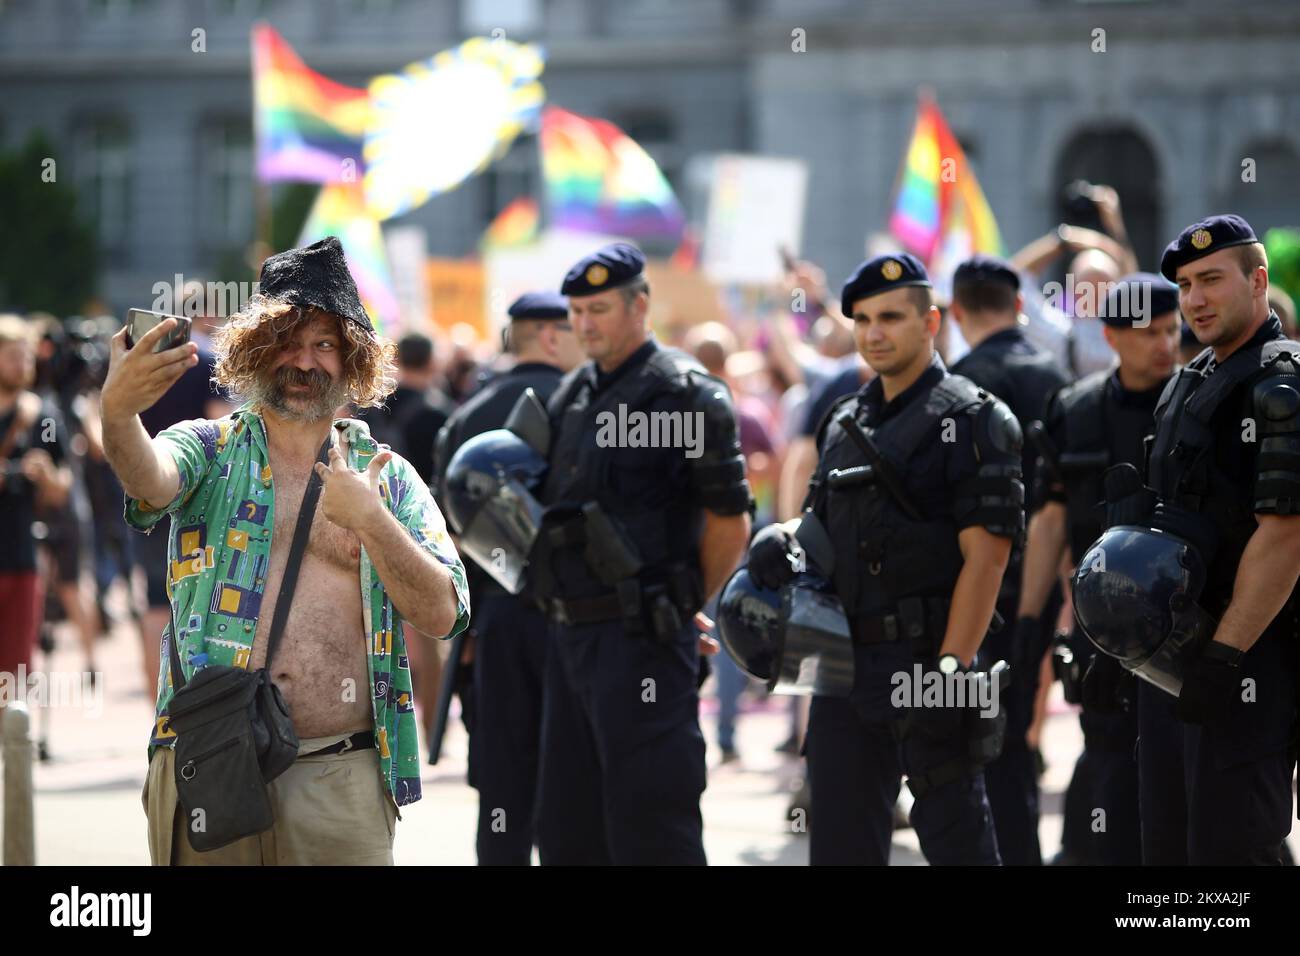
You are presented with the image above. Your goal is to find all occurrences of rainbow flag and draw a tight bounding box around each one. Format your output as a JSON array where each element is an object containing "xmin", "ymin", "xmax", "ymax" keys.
[
  {"xmin": 296, "ymin": 182, "xmax": 399, "ymax": 334},
  {"xmin": 252, "ymin": 23, "xmax": 370, "ymax": 183},
  {"xmin": 888, "ymin": 94, "xmax": 1003, "ymax": 269},
  {"xmin": 540, "ymin": 106, "xmax": 685, "ymax": 241},
  {"xmin": 480, "ymin": 196, "xmax": 540, "ymax": 251}
]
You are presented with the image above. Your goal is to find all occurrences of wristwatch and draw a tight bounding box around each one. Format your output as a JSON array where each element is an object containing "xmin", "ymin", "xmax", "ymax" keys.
[{"xmin": 937, "ymin": 653, "xmax": 962, "ymax": 675}]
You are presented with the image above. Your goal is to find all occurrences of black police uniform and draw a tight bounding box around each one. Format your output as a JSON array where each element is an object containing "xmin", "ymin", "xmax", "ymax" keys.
[
  {"xmin": 1137, "ymin": 216, "xmax": 1300, "ymax": 865},
  {"xmin": 432, "ymin": 293, "xmax": 570, "ymax": 866},
  {"xmin": 1035, "ymin": 272, "xmax": 1178, "ymax": 866},
  {"xmin": 949, "ymin": 261, "xmax": 1070, "ymax": 866},
  {"xmin": 798, "ymin": 253, "xmax": 1023, "ymax": 865},
  {"xmin": 531, "ymin": 247, "xmax": 752, "ymax": 865},
  {"xmin": 1038, "ymin": 369, "xmax": 1169, "ymax": 865}
]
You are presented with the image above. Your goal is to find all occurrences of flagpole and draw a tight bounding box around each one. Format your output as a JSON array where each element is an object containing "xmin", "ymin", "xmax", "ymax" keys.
[{"xmin": 251, "ymin": 23, "xmax": 272, "ymax": 270}]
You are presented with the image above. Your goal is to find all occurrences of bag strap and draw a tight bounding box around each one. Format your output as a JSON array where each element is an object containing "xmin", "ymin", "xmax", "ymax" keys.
[{"xmin": 167, "ymin": 433, "xmax": 333, "ymax": 692}]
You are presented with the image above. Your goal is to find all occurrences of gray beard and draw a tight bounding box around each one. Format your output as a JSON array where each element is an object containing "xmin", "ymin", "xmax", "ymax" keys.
[{"xmin": 247, "ymin": 369, "xmax": 351, "ymax": 423}]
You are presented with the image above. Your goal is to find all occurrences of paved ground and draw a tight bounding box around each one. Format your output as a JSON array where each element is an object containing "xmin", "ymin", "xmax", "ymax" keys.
[{"xmin": 3, "ymin": 601, "xmax": 1296, "ymax": 866}]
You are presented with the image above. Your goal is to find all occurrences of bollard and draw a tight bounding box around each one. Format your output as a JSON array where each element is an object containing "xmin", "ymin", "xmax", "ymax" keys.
[{"xmin": 2, "ymin": 702, "xmax": 36, "ymax": 866}]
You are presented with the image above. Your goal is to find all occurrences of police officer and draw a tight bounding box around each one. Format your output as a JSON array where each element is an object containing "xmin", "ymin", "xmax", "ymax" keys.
[
  {"xmin": 433, "ymin": 291, "xmax": 584, "ymax": 865},
  {"xmin": 1018, "ymin": 273, "xmax": 1181, "ymax": 865},
  {"xmin": 1127, "ymin": 215, "xmax": 1299, "ymax": 865},
  {"xmin": 748, "ymin": 253, "xmax": 1022, "ymax": 865},
  {"xmin": 530, "ymin": 243, "xmax": 752, "ymax": 865},
  {"xmin": 948, "ymin": 255, "xmax": 1070, "ymax": 865}
]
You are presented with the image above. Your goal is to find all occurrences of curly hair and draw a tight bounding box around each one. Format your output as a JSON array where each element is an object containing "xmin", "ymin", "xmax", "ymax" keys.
[{"xmin": 212, "ymin": 296, "xmax": 398, "ymax": 409}]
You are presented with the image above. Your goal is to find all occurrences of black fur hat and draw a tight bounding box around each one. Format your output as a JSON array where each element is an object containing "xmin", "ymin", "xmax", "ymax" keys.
[{"xmin": 257, "ymin": 236, "xmax": 372, "ymax": 331}]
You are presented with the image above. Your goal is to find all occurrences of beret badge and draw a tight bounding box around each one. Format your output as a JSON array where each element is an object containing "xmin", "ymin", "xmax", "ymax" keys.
[
  {"xmin": 585, "ymin": 264, "xmax": 609, "ymax": 286},
  {"xmin": 1190, "ymin": 228, "xmax": 1212, "ymax": 250},
  {"xmin": 881, "ymin": 259, "xmax": 903, "ymax": 281}
]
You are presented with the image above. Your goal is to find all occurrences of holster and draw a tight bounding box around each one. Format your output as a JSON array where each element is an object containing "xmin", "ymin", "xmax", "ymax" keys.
[{"xmin": 542, "ymin": 501, "xmax": 701, "ymax": 644}]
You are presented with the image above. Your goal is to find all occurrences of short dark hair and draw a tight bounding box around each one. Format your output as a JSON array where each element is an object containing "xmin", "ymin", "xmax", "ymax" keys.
[
  {"xmin": 397, "ymin": 333, "xmax": 434, "ymax": 370},
  {"xmin": 952, "ymin": 279, "xmax": 1016, "ymax": 315}
]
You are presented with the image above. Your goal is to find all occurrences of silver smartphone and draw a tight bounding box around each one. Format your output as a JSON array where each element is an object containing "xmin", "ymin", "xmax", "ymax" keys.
[{"xmin": 126, "ymin": 308, "xmax": 191, "ymax": 353}]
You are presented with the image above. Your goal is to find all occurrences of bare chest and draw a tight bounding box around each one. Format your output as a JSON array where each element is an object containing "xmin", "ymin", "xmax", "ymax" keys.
[{"xmin": 247, "ymin": 457, "xmax": 371, "ymax": 735}]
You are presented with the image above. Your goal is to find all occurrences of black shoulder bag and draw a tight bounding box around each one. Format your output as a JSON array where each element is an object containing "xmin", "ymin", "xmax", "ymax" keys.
[{"xmin": 165, "ymin": 436, "xmax": 331, "ymax": 853}]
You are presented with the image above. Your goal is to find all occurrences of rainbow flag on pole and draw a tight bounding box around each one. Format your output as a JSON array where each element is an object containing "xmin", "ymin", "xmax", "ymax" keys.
[
  {"xmin": 296, "ymin": 182, "xmax": 399, "ymax": 334},
  {"xmin": 888, "ymin": 94, "xmax": 1003, "ymax": 270},
  {"xmin": 480, "ymin": 196, "xmax": 540, "ymax": 251},
  {"xmin": 252, "ymin": 23, "xmax": 370, "ymax": 183},
  {"xmin": 540, "ymin": 106, "xmax": 685, "ymax": 241}
]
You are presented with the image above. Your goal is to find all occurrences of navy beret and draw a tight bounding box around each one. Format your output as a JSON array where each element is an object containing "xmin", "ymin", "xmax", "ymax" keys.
[
  {"xmin": 507, "ymin": 291, "xmax": 569, "ymax": 321},
  {"xmin": 560, "ymin": 242, "xmax": 646, "ymax": 298},
  {"xmin": 840, "ymin": 252, "xmax": 932, "ymax": 316},
  {"xmin": 1160, "ymin": 214, "xmax": 1259, "ymax": 282},
  {"xmin": 1100, "ymin": 272, "xmax": 1180, "ymax": 328},
  {"xmin": 258, "ymin": 236, "xmax": 372, "ymax": 332},
  {"xmin": 952, "ymin": 254, "xmax": 1020, "ymax": 292}
]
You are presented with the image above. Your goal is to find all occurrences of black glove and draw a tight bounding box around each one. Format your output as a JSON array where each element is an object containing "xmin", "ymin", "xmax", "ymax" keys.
[
  {"xmin": 905, "ymin": 658, "xmax": 968, "ymax": 742},
  {"xmin": 747, "ymin": 524, "xmax": 800, "ymax": 591},
  {"xmin": 906, "ymin": 700, "xmax": 965, "ymax": 742},
  {"xmin": 1051, "ymin": 630, "xmax": 1083, "ymax": 704},
  {"xmin": 1175, "ymin": 641, "xmax": 1244, "ymax": 726}
]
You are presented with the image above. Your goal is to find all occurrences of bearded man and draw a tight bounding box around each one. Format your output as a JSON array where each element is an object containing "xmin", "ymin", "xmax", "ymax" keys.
[{"xmin": 101, "ymin": 237, "xmax": 470, "ymax": 865}]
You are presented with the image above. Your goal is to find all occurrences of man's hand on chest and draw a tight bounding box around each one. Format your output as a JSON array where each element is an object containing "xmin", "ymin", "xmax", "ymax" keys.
[{"xmin": 314, "ymin": 445, "xmax": 395, "ymax": 534}]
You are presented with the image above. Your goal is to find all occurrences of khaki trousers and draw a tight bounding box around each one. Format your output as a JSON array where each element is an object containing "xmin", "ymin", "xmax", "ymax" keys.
[{"xmin": 143, "ymin": 732, "xmax": 399, "ymax": 865}]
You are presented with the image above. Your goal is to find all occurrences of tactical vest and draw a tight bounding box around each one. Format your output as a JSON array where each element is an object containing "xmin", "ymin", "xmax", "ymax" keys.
[
  {"xmin": 534, "ymin": 346, "xmax": 708, "ymax": 603},
  {"xmin": 809, "ymin": 375, "xmax": 987, "ymax": 628},
  {"xmin": 1148, "ymin": 331, "xmax": 1300, "ymax": 609},
  {"xmin": 1052, "ymin": 372, "xmax": 1113, "ymax": 565}
]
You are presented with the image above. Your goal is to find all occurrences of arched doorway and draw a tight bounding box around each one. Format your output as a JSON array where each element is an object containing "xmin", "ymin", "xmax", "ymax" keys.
[{"xmin": 1054, "ymin": 127, "xmax": 1162, "ymax": 271}]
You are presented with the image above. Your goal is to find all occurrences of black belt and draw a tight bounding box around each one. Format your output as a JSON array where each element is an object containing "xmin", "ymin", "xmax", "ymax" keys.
[
  {"xmin": 299, "ymin": 731, "xmax": 374, "ymax": 759},
  {"xmin": 550, "ymin": 592, "xmax": 625, "ymax": 626},
  {"xmin": 852, "ymin": 597, "xmax": 950, "ymax": 649},
  {"xmin": 853, "ymin": 614, "xmax": 911, "ymax": 645},
  {"xmin": 548, "ymin": 566, "xmax": 702, "ymax": 629}
]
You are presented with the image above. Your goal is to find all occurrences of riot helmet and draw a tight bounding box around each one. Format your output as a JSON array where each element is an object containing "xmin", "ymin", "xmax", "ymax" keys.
[
  {"xmin": 444, "ymin": 428, "xmax": 547, "ymax": 593},
  {"xmin": 1072, "ymin": 524, "xmax": 1217, "ymax": 696},
  {"xmin": 717, "ymin": 568, "xmax": 854, "ymax": 697}
]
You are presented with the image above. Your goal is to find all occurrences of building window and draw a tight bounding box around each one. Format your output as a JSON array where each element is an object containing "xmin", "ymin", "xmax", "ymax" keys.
[
  {"xmin": 462, "ymin": 0, "xmax": 540, "ymax": 37},
  {"xmin": 75, "ymin": 119, "xmax": 131, "ymax": 252},
  {"xmin": 201, "ymin": 119, "xmax": 254, "ymax": 250}
]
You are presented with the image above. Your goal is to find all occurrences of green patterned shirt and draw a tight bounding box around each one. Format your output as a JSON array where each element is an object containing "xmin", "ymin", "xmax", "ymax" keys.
[{"xmin": 125, "ymin": 405, "xmax": 471, "ymax": 807}]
